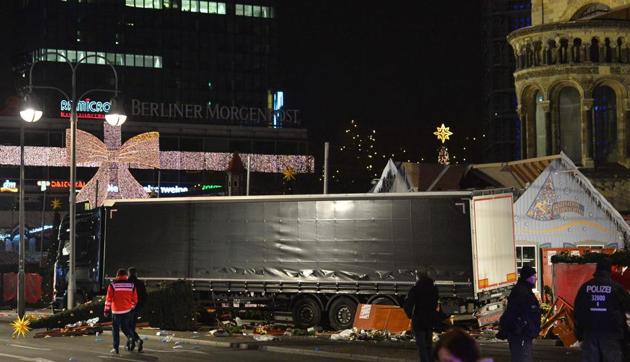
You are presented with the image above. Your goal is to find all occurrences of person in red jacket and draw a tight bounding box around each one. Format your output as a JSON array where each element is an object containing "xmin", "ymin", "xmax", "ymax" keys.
[{"xmin": 104, "ymin": 268, "xmax": 138, "ymax": 354}]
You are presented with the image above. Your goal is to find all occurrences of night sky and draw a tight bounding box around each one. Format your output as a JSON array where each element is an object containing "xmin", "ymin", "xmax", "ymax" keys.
[{"xmin": 278, "ymin": 0, "xmax": 483, "ymax": 167}]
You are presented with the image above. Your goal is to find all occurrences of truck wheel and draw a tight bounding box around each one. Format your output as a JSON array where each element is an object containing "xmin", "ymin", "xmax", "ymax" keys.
[
  {"xmin": 328, "ymin": 297, "xmax": 357, "ymax": 330},
  {"xmin": 292, "ymin": 297, "xmax": 321, "ymax": 328}
]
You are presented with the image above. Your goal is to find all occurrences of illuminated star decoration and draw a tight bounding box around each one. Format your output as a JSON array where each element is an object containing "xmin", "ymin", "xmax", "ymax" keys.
[
  {"xmin": 282, "ymin": 166, "xmax": 296, "ymax": 182},
  {"xmin": 11, "ymin": 315, "xmax": 31, "ymax": 338},
  {"xmin": 433, "ymin": 123, "xmax": 453, "ymax": 144},
  {"xmin": 50, "ymin": 199, "xmax": 62, "ymax": 210}
]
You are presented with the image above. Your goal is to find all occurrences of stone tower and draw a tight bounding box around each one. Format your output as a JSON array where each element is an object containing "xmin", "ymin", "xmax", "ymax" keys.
[{"xmin": 507, "ymin": 1, "xmax": 630, "ymax": 168}]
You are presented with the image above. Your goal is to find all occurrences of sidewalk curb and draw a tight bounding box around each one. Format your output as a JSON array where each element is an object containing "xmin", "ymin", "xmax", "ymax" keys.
[
  {"xmin": 102, "ymin": 331, "xmax": 416, "ymax": 361},
  {"xmin": 102, "ymin": 331, "xmax": 257, "ymax": 349}
]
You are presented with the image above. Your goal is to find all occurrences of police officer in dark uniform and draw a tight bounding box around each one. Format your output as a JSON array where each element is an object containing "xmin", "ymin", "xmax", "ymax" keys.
[
  {"xmin": 497, "ymin": 264, "xmax": 541, "ymax": 362},
  {"xmin": 574, "ymin": 257, "xmax": 630, "ymax": 362}
]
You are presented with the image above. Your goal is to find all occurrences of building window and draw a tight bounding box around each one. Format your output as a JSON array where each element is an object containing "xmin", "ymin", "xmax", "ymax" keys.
[
  {"xmin": 235, "ymin": 3, "xmax": 273, "ymax": 18},
  {"xmin": 35, "ymin": 49, "xmax": 163, "ymax": 69},
  {"xmin": 516, "ymin": 245, "xmax": 536, "ymax": 274},
  {"xmin": 557, "ymin": 87, "xmax": 581, "ymax": 162},
  {"xmin": 593, "ymin": 85, "xmax": 618, "ymax": 164},
  {"xmin": 126, "ymin": 0, "xmax": 163, "ymax": 9},
  {"xmin": 534, "ymin": 91, "xmax": 547, "ymax": 156},
  {"xmin": 181, "ymin": 1, "xmax": 226, "ymax": 14}
]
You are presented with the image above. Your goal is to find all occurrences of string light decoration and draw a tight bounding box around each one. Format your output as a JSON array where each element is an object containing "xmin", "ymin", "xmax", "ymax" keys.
[
  {"xmin": 0, "ymin": 144, "xmax": 314, "ymax": 173},
  {"xmin": 69, "ymin": 123, "xmax": 160, "ymax": 207},
  {"xmin": 434, "ymin": 123, "xmax": 453, "ymax": 165},
  {"xmin": 334, "ymin": 119, "xmax": 379, "ymax": 190},
  {"xmin": 0, "ymin": 122, "xmax": 315, "ymax": 205},
  {"xmin": 11, "ymin": 315, "xmax": 31, "ymax": 338},
  {"xmin": 438, "ymin": 146, "xmax": 450, "ymax": 165}
]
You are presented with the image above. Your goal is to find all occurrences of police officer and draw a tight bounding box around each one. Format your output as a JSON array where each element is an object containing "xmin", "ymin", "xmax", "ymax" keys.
[
  {"xmin": 498, "ymin": 264, "xmax": 541, "ymax": 362},
  {"xmin": 574, "ymin": 257, "xmax": 630, "ymax": 362}
]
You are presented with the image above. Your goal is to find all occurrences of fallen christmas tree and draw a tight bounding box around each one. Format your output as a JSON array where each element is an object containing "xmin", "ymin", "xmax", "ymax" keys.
[{"xmin": 31, "ymin": 280, "xmax": 198, "ymax": 331}]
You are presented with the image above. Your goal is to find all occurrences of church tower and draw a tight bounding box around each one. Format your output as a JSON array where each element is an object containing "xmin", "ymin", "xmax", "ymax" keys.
[{"xmin": 508, "ymin": 1, "xmax": 630, "ymax": 168}]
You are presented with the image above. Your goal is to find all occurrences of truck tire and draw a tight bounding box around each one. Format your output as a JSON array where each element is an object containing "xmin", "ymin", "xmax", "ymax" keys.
[
  {"xmin": 328, "ymin": 296, "xmax": 357, "ymax": 330},
  {"xmin": 292, "ymin": 297, "xmax": 321, "ymax": 328}
]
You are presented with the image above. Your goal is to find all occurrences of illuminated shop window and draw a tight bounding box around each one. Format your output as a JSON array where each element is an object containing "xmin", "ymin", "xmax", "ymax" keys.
[
  {"xmin": 34, "ymin": 49, "xmax": 163, "ymax": 69},
  {"xmin": 235, "ymin": 3, "xmax": 273, "ymax": 18}
]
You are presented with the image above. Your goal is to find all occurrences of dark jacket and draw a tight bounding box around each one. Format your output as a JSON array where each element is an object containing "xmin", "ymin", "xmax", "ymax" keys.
[
  {"xmin": 128, "ymin": 275, "xmax": 147, "ymax": 310},
  {"xmin": 499, "ymin": 278, "xmax": 541, "ymax": 339},
  {"xmin": 403, "ymin": 276, "xmax": 439, "ymax": 331},
  {"xmin": 573, "ymin": 270, "xmax": 630, "ymax": 340}
]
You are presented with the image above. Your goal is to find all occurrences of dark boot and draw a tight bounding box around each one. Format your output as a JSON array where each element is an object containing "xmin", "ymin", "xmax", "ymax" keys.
[{"xmin": 137, "ymin": 338, "xmax": 143, "ymax": 352}]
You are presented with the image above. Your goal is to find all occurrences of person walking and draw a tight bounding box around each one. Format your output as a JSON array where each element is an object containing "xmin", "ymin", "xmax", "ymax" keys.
[
  {"xmin": 104, "ymin": 268, "xmax": 138, "ymax": 354},
  {"xmin": 127, "ymin": 267, "xmax": 147, "ymax": 352},
  {"xmin": 497, "ymin": 265, "xmax": 540, "ymax": 362},
  {"xmin": 404, "ymin": 274, "xmax": 439, "ymax": 362},
  {"xmin": 574, "ymin": 257, "xmax": 630, "ymax": 362}
]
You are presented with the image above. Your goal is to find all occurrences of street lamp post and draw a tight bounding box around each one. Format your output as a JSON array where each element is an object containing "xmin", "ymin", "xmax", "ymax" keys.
[{"xmin": 20, "ymin": 52, "xmax": 126, "ymax": 311}]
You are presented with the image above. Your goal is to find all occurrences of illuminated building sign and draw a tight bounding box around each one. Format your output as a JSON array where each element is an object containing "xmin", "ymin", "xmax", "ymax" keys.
[
  {"xmin": 201, "ymin": 184, "xmax": 222, "ymax": 191},
  {"xmin": 1, "ymin": 180, "xmax": 17, "ymax": 193},
  {"xmin": 272, "ymin": 91, "xmax": 284, "ymax": 128},
  {"xmin": 144, "ymin": 185, "xmax": 189, "ymax": 194},
  {"xmin": 60, "ymin": 98, "xmax": 111, "ymax": 120},
  {"xmin": 49, "ymin": 180, "xmax": 87, "ymax": 189},
  {"xmin": 131, "ymin": 98, "xmax": 299, "ymax": 125}
]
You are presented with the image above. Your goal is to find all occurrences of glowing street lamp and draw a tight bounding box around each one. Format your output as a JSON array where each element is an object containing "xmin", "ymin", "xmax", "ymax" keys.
[{"xmin": 19, "ymin": 51, "xmax": 126, "ymax": 313}]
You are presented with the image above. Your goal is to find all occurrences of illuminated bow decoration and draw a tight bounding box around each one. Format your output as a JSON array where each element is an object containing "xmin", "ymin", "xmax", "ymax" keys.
[{"xmin": 66, "ymin": 128, "xmax": 160, "ymax": 207}]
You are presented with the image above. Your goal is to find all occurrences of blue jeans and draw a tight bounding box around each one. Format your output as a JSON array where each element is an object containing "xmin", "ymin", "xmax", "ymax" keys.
[{"xmin": 112, "ymin": 312, "xmax": 133, "ymax": 350}]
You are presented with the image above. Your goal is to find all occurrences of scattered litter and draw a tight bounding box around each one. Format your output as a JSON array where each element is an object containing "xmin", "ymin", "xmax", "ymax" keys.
[
  {"xmin": 190, "ymin": 331, "xmax": 200, "ymax": 339},
  {"xmin": 34, "ymin": 323, "xmax": 103, "ymax": 338},
  {"xmin": 156, "ymin": 330, "xmax": 173, "ymax": 336},
  {"xmin": 209, "ymin": 329, "xmax": 230, "ymax": 337},
  {"xmin": 330, "ymin": 328, "xmax": 414, "ymax": 342},
  {"xmin": 330, "ymin": 328, "xmax": 356, "ymax": 341},
  {"xmin": 161, "ymin": 336, "xmax": 174, "ymax": 343},
  {"xmin": 173, "ymin": 345, "xmax": 184, "ymax": 349},
  {"xmin": 86, "ymin": 317, "xmax": 100, "ymax": 327},
  {"xmin": 253, "ymin": 335, "xmax": 277, "ymax": 342},
  {"xmin": 234, "ymin": 317, "xmax": 243, "ymax": 326}
]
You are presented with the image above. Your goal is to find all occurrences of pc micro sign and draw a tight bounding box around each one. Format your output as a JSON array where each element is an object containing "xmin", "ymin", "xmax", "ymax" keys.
[{"xmin": 60, "ymin": 98, "xmax": 111, "ymax": 119}]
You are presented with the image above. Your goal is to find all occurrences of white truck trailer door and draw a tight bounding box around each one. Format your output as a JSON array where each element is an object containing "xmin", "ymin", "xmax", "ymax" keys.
[{"xmin": 470, "ymin": 193, "xmax": 517, "ymax": 294}]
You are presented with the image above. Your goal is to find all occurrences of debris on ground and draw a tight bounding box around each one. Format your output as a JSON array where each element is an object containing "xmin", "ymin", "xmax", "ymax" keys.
[
  {"xmin": 34, "ymin": 324, "xmax": 103, "ymax": 338},
  {"xmin": 253, "ymin": 334, "xmax": 277, "ymax": 342},
  {"xmin": 330, "ymin": 328, "xmax": 417, "ymax": 342},
  {"xmin": 208, "ymin": 329, "xmax": 230, "ymax": 337}
]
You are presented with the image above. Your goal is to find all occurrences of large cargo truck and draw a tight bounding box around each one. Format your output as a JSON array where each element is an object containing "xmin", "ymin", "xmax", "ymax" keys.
[{"xmin": 55, "ymin": 190, "xmax": 517, "ymax": 329}]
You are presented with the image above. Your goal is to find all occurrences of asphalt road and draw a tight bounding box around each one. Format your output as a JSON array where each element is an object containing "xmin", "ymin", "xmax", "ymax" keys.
[
  {"xmin": 0, "ymin": 324, "xmax": 332, "ymax": 362},
  {"xmin": 0, "ymin": 319, "xmax": 584, "ymax": 362}
]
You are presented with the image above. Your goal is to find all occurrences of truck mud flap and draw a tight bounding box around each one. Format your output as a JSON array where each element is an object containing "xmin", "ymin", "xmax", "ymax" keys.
[{"xmin": 475, "ymin": 301, "xmax": 504, "ymax": 327}]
